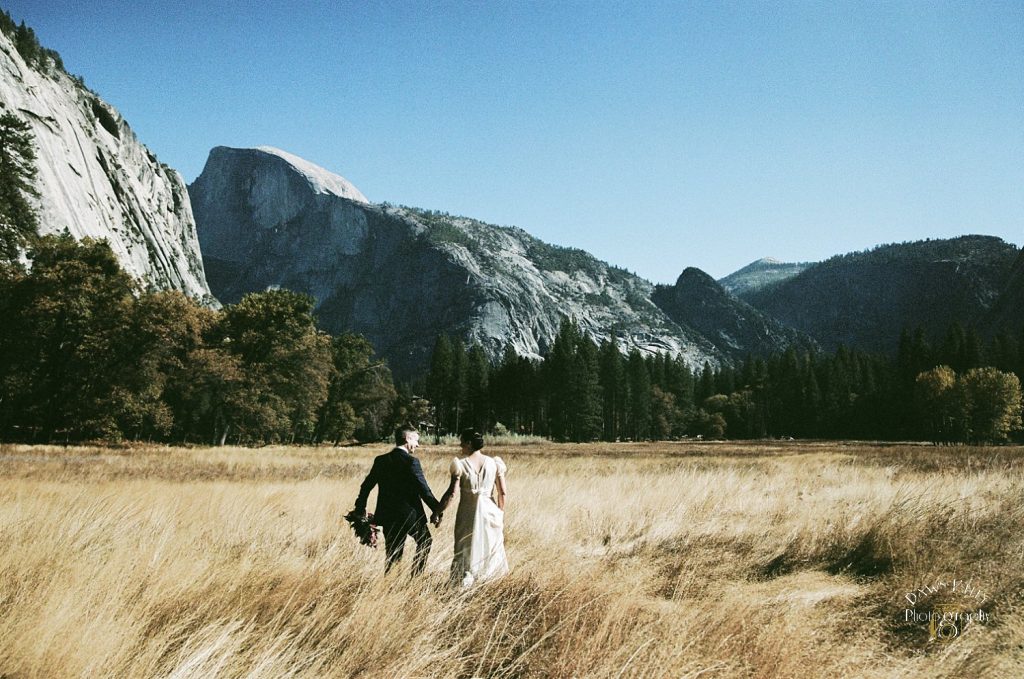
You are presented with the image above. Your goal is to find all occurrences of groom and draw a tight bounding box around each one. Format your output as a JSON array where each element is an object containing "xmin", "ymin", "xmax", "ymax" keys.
[{"xmin": 353, "ymin": 425, "xmax": 442, "ymax": 575}]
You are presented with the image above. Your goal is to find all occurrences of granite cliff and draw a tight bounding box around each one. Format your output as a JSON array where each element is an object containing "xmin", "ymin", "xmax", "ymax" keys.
[
  {"xmin": 191, "ymin": 146, "xmax": 724, "ymax": 377},
  {"xmin": 0, "ymin": 26, "xmax": 211, "ymax": 299}
]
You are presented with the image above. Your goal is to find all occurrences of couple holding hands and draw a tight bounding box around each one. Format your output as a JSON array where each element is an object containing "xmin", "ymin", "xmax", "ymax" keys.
[{"xmin": 351, "ymin": 425, "xmax": 509, "ymax": 587}]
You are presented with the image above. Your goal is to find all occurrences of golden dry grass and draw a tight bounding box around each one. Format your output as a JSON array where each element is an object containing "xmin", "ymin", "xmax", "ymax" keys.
[{"xmin": 0, "ymin": 440, "xmax": 1022, "ymax": 678}]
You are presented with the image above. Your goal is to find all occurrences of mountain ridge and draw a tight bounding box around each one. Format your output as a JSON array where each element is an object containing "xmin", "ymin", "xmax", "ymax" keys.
[
  {"xmin": 744, "ymin": 235, "xmax": 1020, "ymax": 352},
  {"xmin": 653, "ymin": 267, "xmax": 818, "ymax": 361},
  {"xmin": 718, "ymin": 257, "xmax": 813, "ymax": 299},
  {"xmin": 190, "ymin": 146, "xmax": 727, "ymax": 377},
  {"xmin": 4, "ymin": 8, "xmax": 1017, "ymax": 368}
]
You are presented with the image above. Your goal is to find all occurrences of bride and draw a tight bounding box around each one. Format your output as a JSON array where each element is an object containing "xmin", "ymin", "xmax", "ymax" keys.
[{"xmin": 436, "ymin": 429, "xmax": 509, "ymax": 586}]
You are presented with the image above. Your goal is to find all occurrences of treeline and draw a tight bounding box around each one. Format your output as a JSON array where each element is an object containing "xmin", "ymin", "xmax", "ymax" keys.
[
  {"xmin": 424, "ymin": 320, "xmax": 1024, "ymax": 444},
  {"xmin": 0, "ymin": 9, "xmax": 66, "ymax": 76},
  {"xmin": 0, "ymin": 235, "xmax": 401, "ymax": 445},
  {"xmin": 818, "ymin": 234, "xmax": 1010, "ymax": 268}
]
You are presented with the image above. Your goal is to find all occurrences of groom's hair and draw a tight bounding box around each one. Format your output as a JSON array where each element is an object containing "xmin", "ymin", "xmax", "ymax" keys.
[{"xmin": 395, "ymin": 425, "xmax": 417, "ymax": 445}]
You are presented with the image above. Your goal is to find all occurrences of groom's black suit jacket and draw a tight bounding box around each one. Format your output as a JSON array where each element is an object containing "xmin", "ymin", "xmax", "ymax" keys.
[{"xmin": 354, "ymin": 447, "xmax": 440, "ymax": 531}]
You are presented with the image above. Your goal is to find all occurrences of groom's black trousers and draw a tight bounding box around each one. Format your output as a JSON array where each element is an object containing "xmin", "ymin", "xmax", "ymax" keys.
[{"xmin": 382, "ymin": 516, "xmax": 432, "ymax": 576}]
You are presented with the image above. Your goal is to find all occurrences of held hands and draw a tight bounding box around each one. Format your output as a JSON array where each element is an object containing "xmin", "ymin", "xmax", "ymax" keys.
[{"xmin": 430, "ymin": 511, "xmax": 443, "ymax": 527}]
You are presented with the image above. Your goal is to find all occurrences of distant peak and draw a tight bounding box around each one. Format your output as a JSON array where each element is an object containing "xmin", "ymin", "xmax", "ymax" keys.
[
  {"xmin": 675, "ymin": 267, "xmax": 719, "ymax": 288},
  {"xmin": 755, "ymin": 257, "xmax": 781, "ymax": 265},
  {"xmin": 252, "ymin": 146, "xmax": 369, "ymax": 203}
]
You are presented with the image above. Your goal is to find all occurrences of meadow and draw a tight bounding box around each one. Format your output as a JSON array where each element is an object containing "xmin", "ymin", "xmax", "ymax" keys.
[{"xmin": 0, "ymin": 440, "xmax": 1021, "ymax": 678}]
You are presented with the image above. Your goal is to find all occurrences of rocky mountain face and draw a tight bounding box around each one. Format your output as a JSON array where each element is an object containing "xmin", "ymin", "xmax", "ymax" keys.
[
  {"xmin": 718, "ymin": 257, "xmax": 812, "ymax": 299},
  {"xmin": 0, "ymin": 28, "xmax": 212, "ymax": 300},
  {"xmin": 744, "ymin": 236, "xmax": 1021, "ymax": 353},
  {"xmin": 652, "ymin": 267, "xmax": 818, "ymax": 360},
  {"xmin": 190, "ymin": 146, "xmax": 726, "ymax": 377}
]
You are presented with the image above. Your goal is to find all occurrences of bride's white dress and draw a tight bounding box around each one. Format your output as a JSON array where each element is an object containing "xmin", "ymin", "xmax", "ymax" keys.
[{"xmin": 449, "ymin": 455, "xmax": 509, "ymax": 586}]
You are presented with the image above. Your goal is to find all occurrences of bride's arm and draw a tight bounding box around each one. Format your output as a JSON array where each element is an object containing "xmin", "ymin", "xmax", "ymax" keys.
[
  {"xmin": 495, "ymin": 473, "xmax": 507, "ymax": 511},
  {"xmin": 438, "ymin": 475, "xmax": 458, "ymax": 513}
]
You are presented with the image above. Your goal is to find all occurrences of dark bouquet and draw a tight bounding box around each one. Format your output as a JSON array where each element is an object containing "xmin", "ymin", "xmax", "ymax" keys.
[{"xmin": 344, "ymin": 510, "xmax": 380, "ymax": 549}]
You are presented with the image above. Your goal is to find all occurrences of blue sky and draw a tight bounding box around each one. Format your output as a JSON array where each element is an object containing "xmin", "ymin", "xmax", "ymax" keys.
[{"xmin": 5, "ymin": 1, "xmax": 1022, "ymax": 281}]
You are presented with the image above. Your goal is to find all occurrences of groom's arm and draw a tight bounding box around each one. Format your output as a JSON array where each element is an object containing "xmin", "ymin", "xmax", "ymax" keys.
[
  {"xmin": 410, "ymin": 457, "xmax": 441, "ymax": 514},
  {"xmin": 354, "ymin": 458, "xmax": 379, "ymax": 515}
]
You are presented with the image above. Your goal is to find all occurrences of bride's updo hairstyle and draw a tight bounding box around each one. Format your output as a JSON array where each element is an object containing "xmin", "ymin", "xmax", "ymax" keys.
[{"xmin": 460, "ymin": 428, "xmax": 485, "ymax": 451}]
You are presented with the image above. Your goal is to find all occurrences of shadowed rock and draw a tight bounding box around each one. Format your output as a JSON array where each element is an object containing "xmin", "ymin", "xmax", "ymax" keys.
[{"xmin": 652, "ymin": 267, "xmax": 817, "ymax": 360}]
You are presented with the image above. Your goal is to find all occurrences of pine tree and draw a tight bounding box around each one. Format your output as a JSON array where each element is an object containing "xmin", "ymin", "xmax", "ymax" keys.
[
  {"xmin": 745, "ymin": 357, "xmax": 769, "ymax": 437},
  {"xmin": 940, "ymin": 322, "xmax": 967, "ymax": 371},
  {"xmin": 543, "ymin": 320, "xmax": 570, "ymax": 439},
  {"xmin": 570, "ymin": 335, "xmax": 603, "ymax": 441},
  {"xmin": 545, "ymin": 319, "xmax": 578, "ymax": 440},
  {"xmin": 716, "ymin": 365, "xmax": 736, "ymax": 396},
  {"xmin": 664, "ymin": 355, "xmax": 694, "ymax": 411},
  {"xmin": 777, "ymin": 348, "xmax": 804, "ymax": 436},
  {"xmin": 598, "ymin": 340, "xmax": 626, "ymax": 441},
  {"xmin": 649, "ymin": 352, "xmax": 667, "ymax": 389},
  {"xmin": 490, "ymin": 346, "xmax": 522, "ymax": 433},
  {"xmin": 449, "ymin": 337, "xmax": 468, "ymax": 432},
  {"xmin": 14, "ymin": 21, "xmax": 40, "ymax": 67},
  {"xmin": 989, "ymin": 332, "xmax": 1018, "ymax": 373},
  {"xmin": 1018, "ymin": 325, "xmax": 1024, "ymax": 383},
  {"xmin": 512, "ymin": 352, "xmax": 541, "ymax": 435},
  {"xmin": 911, "ymin": 327, "xmax": 932, "ymax": 374},
  {"xmin": 426, "ymin": 334, "xmax": 453, "ymax": 440},
  {"xmin": 804, "ymin": 362, "xmax": 822, "ymax": 437},
  {"xmin": 0, "ymin": 112, "xmax": 39, "ymax": 263},
  {"xmin": 541, "ymin": 320, "xmax": 603, "ymax": 441},
  {"xmin": 627, "ymin": 349, "xmax": 652, "ymax": 440},
  {"xmin": 897, "ymin": 328, "xmax": 912, "ymax": 380},
  {"xmin": 697, "ymin": 362, "xmax": 715, "ymax": 403},
  {"xmin": 962, "ymin": 327, "xmax": 983, "ymax": 370},
  {"xmin": 465, "ymin": 342, "xmax": 490, "ymax": 431}
]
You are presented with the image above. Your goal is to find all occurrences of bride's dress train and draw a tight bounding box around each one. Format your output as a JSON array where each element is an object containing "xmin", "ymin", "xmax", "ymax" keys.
[{"xmin": 449, "ymin": 455, "xmax": 509, "ymax": 586}]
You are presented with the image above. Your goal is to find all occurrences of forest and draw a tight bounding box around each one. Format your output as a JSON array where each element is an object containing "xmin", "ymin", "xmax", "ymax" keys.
[
  {"xmin": 1, "ymin": 231, "xmax": 1020, "ymax": 445},
  {"xmin": 0, "ymin": 235, "xmax": 400, "ymax": 444},
  {"xmin": 423, "ymin": 320, "xmax": 1023, "ymax": 444},
  {"xmin": 0, "ymin": 96, "xmax": 1020, "ymax": 446}
]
